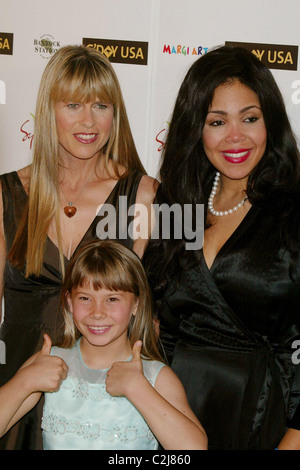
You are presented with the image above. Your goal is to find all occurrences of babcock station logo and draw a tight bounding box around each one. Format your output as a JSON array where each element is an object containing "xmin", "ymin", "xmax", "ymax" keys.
[
  {"xmin": 34, "ymin": 34, "xmax": 61, "ymax": 59},
  {"xmin": 82, "ymin": 38, "xmax": 148, "ymax": 65},
  {"xmin": 0, "ymin": 33, "xmax": 13, "ymax": 55},
  {"xmin": 226, "ymin": 41, "xmax": 298, "ymax": 71}
]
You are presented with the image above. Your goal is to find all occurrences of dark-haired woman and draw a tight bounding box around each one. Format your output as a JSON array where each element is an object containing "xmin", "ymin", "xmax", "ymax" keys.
[{"xmin": 143, "ymin": 46, "xmax": 300, "ymax": 450}]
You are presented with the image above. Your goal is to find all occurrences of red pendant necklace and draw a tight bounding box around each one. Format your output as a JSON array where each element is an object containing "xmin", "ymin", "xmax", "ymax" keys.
[
  {"xmin": 61, "ymin": 174, "xmax": 93, "ymax": 218},
  {"xmin": 64, "ymin": 203, "xmax": 77, "ymax": 218}
]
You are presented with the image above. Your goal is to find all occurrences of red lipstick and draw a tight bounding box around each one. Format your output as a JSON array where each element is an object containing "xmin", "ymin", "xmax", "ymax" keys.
[{"xmin": 221, "ymin": 148, "xmax": 251, "ymax": 164}]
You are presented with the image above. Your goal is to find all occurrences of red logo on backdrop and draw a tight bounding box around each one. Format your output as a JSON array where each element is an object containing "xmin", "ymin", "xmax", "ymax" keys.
[
  {"xmin": 155, "ymin": 122, "xmax": 169, "ymax": 153},
  {"xmin": 20, "ymin": 114, "xmax": 34, "ymax": 149}
]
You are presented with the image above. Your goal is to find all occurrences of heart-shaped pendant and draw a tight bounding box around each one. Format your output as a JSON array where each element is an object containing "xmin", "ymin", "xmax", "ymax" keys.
[{"xmin": 64, "ymin": 205, "xmax": 77, "ymax": 218}]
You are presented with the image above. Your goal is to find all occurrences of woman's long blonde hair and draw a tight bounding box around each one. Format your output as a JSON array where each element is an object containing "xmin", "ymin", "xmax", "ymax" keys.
[
  {"xmin": 9, "ymin": 45, "xmax": 145, "ymax": 277},
  {"xmin": 59, "ymin": 240, "xmax": 164, "ymax": 363}
]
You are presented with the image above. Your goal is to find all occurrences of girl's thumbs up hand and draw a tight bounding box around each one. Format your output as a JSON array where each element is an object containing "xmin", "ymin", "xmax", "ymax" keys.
[
  {"xmin": 131, "ymin": 340, "xmax": 143, "ymax": 362},
  {"xmin": 17, "ymin": 334, "xmax": 68, "ymax": 395},
  {"xmin": 41, "ymin": 333, "xmax": 52, "ymax": 356},
  {"xmin": 106, "ymin": 341, "xmax": 145, "ymax": 398}
]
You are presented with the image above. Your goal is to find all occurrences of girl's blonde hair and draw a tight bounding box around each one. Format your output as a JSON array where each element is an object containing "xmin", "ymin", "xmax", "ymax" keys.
[
  {"xmin": 9, "ymin": 45, "xmax": 145, "ymax": 277},
  {"xmin": 59, "ymin": 240, "xmax": 164, "ymax": 363}
]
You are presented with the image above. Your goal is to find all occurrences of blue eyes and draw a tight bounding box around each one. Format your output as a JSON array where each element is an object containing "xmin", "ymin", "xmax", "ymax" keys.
[{"xmin": 66, "ymin": 103, "xmax": 108, "ymax": 109}]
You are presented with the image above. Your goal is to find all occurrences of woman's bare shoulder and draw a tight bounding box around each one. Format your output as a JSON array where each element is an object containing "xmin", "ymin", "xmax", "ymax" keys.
[
  {"xmin": 17, "ymin": 165, "xmax": 31, "ymax": 193},
  {"xmin": 136, "ymin": 175, "xmax": 159, "ymax": 205}
]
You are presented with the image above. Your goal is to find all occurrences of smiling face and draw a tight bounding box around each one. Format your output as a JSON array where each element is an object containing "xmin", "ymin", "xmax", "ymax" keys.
[
  {"xmin": 67, "ymin": 283, "xmax": 137, "ymax": 359},
  {"xmin": 202, "ymin": 80, "xmax": 267, "ymax": 184},
  {"xmin": 55, "ymin": 100, "xmax": 114, "ymax": 162}
]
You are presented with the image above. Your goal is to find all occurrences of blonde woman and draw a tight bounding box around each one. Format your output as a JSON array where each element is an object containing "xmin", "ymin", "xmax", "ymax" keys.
[{"xmin": 0, "ymin": 45, "xmax": 157, "ymax": 449}]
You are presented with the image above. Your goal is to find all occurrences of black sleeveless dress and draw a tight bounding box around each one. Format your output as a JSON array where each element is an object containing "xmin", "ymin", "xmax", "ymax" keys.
[
  {"xmin": 0, "ymin": 170, "xmax": 143, "ymax": 450},
  {"xmin": 157, "ymin": 203, "xmax": 300, "ymax": 450}
]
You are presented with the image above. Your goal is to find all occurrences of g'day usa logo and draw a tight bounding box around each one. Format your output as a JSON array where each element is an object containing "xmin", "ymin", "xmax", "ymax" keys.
[
  {"xmin": 82, "ymin": 38, "xmax": 148, "ymax": 65},
  {"xmin": 226, "ymin": 41, "xmax": 298, "ymax": 71},
  {"xmin": 0, "ymin": 33, "xmax": 13, "ymax": 55}
]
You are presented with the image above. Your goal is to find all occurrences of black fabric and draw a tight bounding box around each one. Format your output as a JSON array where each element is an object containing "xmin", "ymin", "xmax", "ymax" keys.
[
  {"xmin": 158, "ymin": 204, "xmax": 300, "ymax": 450},
  {"xmin": 0, "ymin": 170, "xmax": 143, "ymax": 450}
]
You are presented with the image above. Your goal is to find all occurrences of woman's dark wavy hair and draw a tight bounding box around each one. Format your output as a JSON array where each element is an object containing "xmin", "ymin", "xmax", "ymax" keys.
[{"xmin": 143, "ymin": 45, "xmax": 300, "ymax": 308}]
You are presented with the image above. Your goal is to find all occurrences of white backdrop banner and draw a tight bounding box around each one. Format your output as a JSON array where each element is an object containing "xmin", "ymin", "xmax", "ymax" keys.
[{"xmin": 0, "ymin": 0, "xmax": 299, "ymax": 178}]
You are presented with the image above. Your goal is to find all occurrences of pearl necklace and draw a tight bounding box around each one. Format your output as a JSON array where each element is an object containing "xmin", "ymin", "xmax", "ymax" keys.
[{"xmin": 208, "ymin": 172, "xmax": 248, "ymax": 216}]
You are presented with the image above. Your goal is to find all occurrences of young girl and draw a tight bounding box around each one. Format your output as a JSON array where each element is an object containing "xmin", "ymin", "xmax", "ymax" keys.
[{"xmin": 0, "ymin": 240, "xmax": 207, "ymax": 450}]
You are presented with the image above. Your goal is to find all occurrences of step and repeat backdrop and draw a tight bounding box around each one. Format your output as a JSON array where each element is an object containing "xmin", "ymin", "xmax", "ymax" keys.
[{"xmin": 0, "ymin": 0, "xmax": 299, "ymax": 178}]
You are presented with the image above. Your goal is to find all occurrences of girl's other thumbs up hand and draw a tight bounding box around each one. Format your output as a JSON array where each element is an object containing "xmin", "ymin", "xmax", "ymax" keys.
[
  {"xmin": 131, "ymin": 340, "xmax": 143, "ymax": 362},
  {"xmin": 106, "ymin": 341, "xmax": 145, "ymax": 398}
]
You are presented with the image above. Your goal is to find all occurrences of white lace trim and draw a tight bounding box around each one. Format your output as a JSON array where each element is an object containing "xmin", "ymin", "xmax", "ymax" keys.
[
  {"xmin": 65, "ymin": 375, "xmax": 118, "ymax": 401},
  {"xmin": 41, "ymin": 413, "xmax": 156, "ymax": 443}
]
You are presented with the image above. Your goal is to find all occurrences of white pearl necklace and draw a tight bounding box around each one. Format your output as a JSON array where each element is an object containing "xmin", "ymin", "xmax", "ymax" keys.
[{"xmin": 208, "ymin": 172, "xmax": 248, "ymax": 217}]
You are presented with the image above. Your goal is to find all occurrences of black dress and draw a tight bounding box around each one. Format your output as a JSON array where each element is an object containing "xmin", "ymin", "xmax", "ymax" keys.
[
  {"xmin": 157, "ymin": 203, "xmax": 300, "ymax": 450},
  {"xmin": 0, "ymin": 170, "xmax": 143, "ymax": 450}
]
